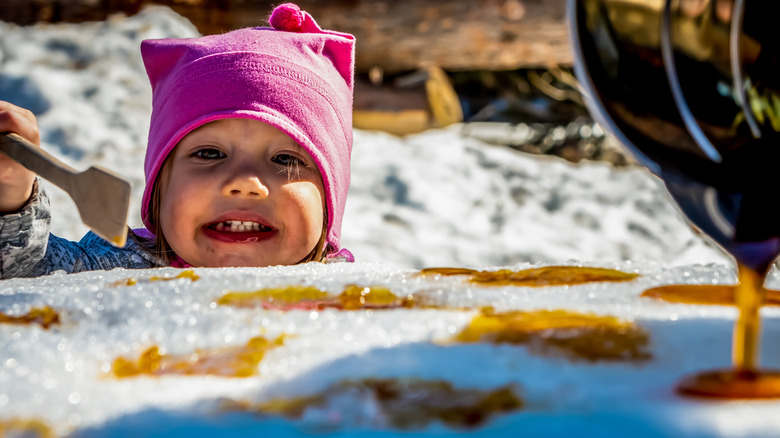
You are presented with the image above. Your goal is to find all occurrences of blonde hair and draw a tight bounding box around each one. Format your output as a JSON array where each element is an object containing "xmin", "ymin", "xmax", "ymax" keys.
[
  {"xmin": 147, "ymin": 152, "xmax": 329, "ymax": 265},
  {"xmin": 148, "ymin": 156, "xmax": 175, "ymax": 264}
]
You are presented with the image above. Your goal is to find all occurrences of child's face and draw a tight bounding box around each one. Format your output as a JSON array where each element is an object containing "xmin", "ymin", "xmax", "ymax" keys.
[{"xmin": 159, "ymin": 118, "xmax": 325, "ymax": 267}]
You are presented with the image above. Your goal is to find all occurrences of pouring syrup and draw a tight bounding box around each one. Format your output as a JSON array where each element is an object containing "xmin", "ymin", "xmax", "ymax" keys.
[{"xmin": 677, "ymin": 264, "xmax": 780, "ymax": 398}]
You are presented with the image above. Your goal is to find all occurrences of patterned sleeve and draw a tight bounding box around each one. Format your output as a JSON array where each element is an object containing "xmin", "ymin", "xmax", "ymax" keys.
[
  {"xmin": 0, "ymin": 179, "xmax": 51, "ymax": 278},
  {"xmin": 0, "ymin": 179, "xmax": 161, "ymax": 279}
]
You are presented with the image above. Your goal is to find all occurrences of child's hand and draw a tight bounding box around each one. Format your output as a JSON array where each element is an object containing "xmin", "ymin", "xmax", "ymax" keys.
[{"xmin": 0, "ymin": 101, "xmax": 39, "ymax": 213}]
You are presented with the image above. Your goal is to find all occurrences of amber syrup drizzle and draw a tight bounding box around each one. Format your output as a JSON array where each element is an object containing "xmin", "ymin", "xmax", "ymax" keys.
[
  {"xmin": 419, "ymin": 266, "xmax": 639, "ymax": 287},
  {"xmin": 453, "ymin": 308, "xmax": 651, "ymax": 363},
  {"xmin": 677, "ymin": 265, "xmax": 780, "ymax": 398},
  {"xmin": 0, "ymin": 306, "xmax": 60, "ymax": 329},
  {"xmin": 113, "ymin": 269, "xmax": 201, "ymax": 287},
  {"xmin": 217, "ymin": 284, "xmax": 414, "ymax": 311},
  {"xmin": 110, "ymin": 335, "xmax": 285, "ymax": 378},
  {"xmin": 642, "ymin": 284, "xmax": 780, "ymax": 306}
]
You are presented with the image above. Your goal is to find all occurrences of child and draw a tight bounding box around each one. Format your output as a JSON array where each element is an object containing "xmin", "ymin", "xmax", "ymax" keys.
[{"xmin": 0, "ymin": 3, "xmax": 355, "ymax": 278}]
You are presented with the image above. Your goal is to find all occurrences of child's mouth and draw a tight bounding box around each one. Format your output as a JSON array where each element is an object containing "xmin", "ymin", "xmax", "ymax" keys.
[{"xmin": 203, "ymin": 220, "xmax": 275, "ymax": 243}]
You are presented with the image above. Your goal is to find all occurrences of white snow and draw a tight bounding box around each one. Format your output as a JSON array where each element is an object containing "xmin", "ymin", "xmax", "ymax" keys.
[{"xmin": 3, "ymin": 6, "xmax": 780, "ymax": 438}]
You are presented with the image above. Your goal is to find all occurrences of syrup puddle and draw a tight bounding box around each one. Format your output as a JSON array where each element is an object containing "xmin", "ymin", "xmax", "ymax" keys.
[
  {"xmin": 217, "ymin": 285, "xmax": 414, "ymax": 311},
  {"xmin": 0, "ymin": 418, "xmax": 54, "ymax": 438},
  {"xmin": 676, "ymin": 265, "xmax": 780, "ymax": 398},
  {"xmin": 419, "ymin": 266, "xmax": 639, "ymax": 287},
  {"xmin": 642, "ymin": 284, "xmax": 780, "ymax": 306},
  {"xmin": 113, "ymin": 269, "xmax": 200, "ymax": 287},
  {"xmin": 0, "ymin": 306, "xmax": 60, "ymax": 329},
  {"xmin": 109, "ymin": 335, "xmax": 285, "ymax": 378},
  {"xmin": 223, "ymin": 378, "xmax": 522, "ymax": 429},
  {"xmin": 452, "ymin": 308, "xmax": 651, "ymax": 363}
]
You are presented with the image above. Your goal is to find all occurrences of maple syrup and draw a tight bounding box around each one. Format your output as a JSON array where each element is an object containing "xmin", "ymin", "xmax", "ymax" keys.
[
  {"xmin": 419, "ymin": 267, "xmax": 478, "ymax": 277},
  {"xmin": 338, "ymin": 285, "xmax": 413, "ymax": 310},
  {"xmin": 642, "ymin": 284, "xmax": 780, "ymax": 306},
  {"xmin": 217, "ymin": 284, "xmax": 413, "ymax": 311},
  {"xmin": 0, "ymin": 418, "xmax": 53, "ymax": 438},
  {"xmin": 677, "ymin": 369, "xmax": 780, "ymax": 398},
  {"xmin": 110, "ymin": 335, "xmax": 284, "ymax": 378},
  {"xmin": 149, "ymin": 269, "xmax": 200, "ymax": 282},
  {"xmin": 420, "ymin": 266, "xmax": 639, "ymax": 287},
  {"xmin": 113, "ymin": 269, "xmax": 200, "ymax": 287},
  {"xmin": 0, "ymin": 306, "xmax": 60, "ymax": 329},
  {"xmin": 453, "ymin": 308, "xmax": 651, "ymax": 362},
  {"xmin": 676, "ymin": 265, "xmax": 780, "ymax": 398},
  {"xmin": 217, "ymin": 285, "xmax": 329, "ymax": 309},
  {"xmin": 228, "ymin": 378, "xmax": 522, "ymax": 429}
]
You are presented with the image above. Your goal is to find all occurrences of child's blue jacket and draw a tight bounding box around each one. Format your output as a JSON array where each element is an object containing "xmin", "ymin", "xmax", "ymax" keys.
[{"xmin": 0, "ymin": 179, "xmax": 162, "ymax": 279}]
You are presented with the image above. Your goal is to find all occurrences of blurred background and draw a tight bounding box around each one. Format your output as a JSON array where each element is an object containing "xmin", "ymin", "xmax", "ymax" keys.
[
  {"xmin": 0, "ymin": 0, "xmax": 630, "ymax": 165},
  {"xmin": 1, "ymin": 0, "xmax": 730, "ymax": 268}
]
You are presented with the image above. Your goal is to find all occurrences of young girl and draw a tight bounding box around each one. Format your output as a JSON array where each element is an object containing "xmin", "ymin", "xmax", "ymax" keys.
[{"xmin": 0, "ymin": 3, "xmax": 355, "ymax": 278}]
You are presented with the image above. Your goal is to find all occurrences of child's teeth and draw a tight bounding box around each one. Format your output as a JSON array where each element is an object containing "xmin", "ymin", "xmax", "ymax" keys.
[{"xmin": 216, "ymin": 220, "xmax": 264, "ymax": 232}]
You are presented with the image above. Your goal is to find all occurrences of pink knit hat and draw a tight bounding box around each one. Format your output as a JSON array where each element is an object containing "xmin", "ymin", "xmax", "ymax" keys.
[{"xmin": 139, "ymin": 3, "xmax": 355, "ymax": 259}]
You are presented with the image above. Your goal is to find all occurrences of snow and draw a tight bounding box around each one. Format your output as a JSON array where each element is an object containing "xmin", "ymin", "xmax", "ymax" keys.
[
  {"xmin": 4, "ymin": 262, "xmax": 780, "ymax": 437},
  {"xmin": 2, "ymin": 6, "xmax": 780, "ymax": 437}
]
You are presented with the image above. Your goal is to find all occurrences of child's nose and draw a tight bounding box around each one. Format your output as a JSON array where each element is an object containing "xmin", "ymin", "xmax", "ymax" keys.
[{"xmin": 223, "ymin": 174, "xmax": 269, "ymax": 198}]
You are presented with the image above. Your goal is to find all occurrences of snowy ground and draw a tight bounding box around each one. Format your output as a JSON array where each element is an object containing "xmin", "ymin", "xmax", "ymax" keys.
[
  {"xmin": 4, "ymin": 6, "xmax": 780, "ymax": 438},
  {"xmin": 2, "ymin": 261, "xmax": 780, "ymax": 438}
]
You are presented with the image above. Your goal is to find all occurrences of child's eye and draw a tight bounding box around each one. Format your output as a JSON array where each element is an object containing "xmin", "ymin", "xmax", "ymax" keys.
[
  {"xmin": 193, "ymin": 148, "xmax": 226, "ymax": 160},
  {"xmin": 272, "ymin": 153, "xmax": 306, "ymax": 167}
]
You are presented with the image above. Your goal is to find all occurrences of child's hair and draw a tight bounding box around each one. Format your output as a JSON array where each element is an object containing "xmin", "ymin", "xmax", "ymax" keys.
[{"xmin": 138, "ymin": 3, "xmax": 356, "ymax": 265}]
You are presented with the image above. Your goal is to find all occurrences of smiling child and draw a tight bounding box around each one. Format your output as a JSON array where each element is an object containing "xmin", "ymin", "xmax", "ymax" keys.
[{"xmin": 0, "ymin": 3, "xmax": 355, "ymax": 278}]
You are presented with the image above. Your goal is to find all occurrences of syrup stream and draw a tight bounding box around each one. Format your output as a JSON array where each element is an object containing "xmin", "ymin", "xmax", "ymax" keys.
[
  {"xmin": 677, "ymin": 264, "xmax": 780, "ymax": 398},
  {"xmin": 733, "ymin": 265, "xmax": 763, "ymax": 372}
]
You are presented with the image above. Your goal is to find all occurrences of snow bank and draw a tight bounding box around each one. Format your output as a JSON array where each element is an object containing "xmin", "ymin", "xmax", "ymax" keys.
[{"xmin": 346, "ymin": 127, "xmax": 731, "ymax": 268}]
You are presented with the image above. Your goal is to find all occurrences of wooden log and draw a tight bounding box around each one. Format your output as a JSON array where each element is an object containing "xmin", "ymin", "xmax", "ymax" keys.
[
  {"xmin": 0, "ymin": 0, "xmax": 572, "ymax": 72},
  {"xmin": 336, "ymin": 0, "xmax": 572, "ymax": 72}
]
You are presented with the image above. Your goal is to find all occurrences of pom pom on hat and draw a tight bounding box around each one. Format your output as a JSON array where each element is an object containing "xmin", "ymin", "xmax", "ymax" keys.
[{"xmin": 270, "ymin": 3, "xmax": 304, "ymax": 32}]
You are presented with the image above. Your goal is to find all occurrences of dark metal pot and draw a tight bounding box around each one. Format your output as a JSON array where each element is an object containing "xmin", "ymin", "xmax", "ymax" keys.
[{"xmin": 568, "ymin": 0, "xmax": 780, "ymax": 270}]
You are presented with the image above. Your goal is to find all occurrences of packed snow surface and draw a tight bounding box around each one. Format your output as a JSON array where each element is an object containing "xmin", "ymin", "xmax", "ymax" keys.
[
  {"xmin": 3, "ymin": 5, "xmax": 780, "ymax": 438},
  {"xmin": 3, "ymin": 261, "xmax": 780, "ymax": 438}
]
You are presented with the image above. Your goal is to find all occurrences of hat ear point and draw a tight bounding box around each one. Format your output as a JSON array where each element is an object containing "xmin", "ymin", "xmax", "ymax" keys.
[{"xmin": 270, "ymin": 3, "xmax": 304, "ymax": 32}]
